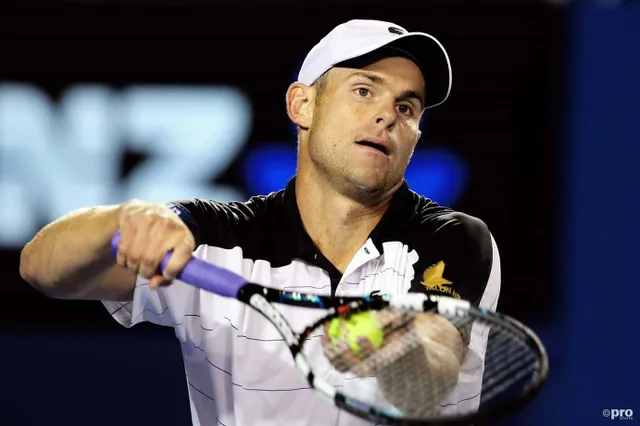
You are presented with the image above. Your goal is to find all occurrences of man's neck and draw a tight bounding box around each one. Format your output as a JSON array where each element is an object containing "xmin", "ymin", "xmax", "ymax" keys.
[{"xmin": 295, "ymin": 170, "xmax": 395, "ymax": 274}]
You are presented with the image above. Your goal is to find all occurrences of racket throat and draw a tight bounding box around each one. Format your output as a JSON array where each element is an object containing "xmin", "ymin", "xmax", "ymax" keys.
[{"xmin": 246, "ymin": 293, "xmax": 302, "ymax": 353}]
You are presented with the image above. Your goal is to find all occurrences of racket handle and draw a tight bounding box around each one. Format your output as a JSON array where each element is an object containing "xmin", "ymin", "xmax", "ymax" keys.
[{"xmin": 110, "ymin": 231, "xmax": 248, "ymax": 298}]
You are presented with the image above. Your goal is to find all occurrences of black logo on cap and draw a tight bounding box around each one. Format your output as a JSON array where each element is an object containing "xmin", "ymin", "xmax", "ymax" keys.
[{"xmin": 388, "ymin": 27, "xmax": 405, "ymax": 35}]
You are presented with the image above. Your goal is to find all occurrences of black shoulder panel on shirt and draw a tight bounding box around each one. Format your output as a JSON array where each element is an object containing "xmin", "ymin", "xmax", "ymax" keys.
[
  {"xmin": 165, "ymin": 190, "xmax": 288, "ymax": 262},
  {"xmin": 406, "ymin": 201, "xmax": 494, "ymax": 308}
]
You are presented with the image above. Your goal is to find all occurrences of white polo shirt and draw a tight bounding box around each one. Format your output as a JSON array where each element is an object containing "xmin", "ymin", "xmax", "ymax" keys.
[{"xmin": 102, "ymin": 177, "xmax": 500, "ymax": 426}]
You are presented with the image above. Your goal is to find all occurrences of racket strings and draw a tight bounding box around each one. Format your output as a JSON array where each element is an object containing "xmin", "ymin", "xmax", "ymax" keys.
[
  {"xmin": 375, "ymin": 338, "xmax": 452, "ymax": 418},
  {"xmin": 313, "ymin": 308, "xmax": 542, "ymax": 419},
  {"xmin": 377, "ymin": 313, "xmax": 534, "ymax": 417},
  {"xmin": 481, "ymin": 357, "xmax": 539, "ymax": 403},
  {"xmin": 321, "ymin": 309, "xmax": 419, "ymax": 375},
  {"xmin": 477, "ymin": 325, "xmax": 541, "ymax": 404},
  {"xmin": 318, "ymin": 309, "xmax": 475, "ymax": 417},
  {"xmin": 481, "ymin": 323, "xmax": 537, "ymax": 372}
]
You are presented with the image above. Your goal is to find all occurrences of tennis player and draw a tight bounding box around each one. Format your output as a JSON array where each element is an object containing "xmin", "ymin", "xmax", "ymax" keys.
[{"xmin": 20, "ymin": 19, "xmax": 501, "ymax": 426}]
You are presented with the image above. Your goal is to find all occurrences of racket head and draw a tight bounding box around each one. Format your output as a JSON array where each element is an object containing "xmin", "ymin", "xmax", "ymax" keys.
[{"xmin": 293, "ymin": 294, "xmax": 549, "ymax": 426}]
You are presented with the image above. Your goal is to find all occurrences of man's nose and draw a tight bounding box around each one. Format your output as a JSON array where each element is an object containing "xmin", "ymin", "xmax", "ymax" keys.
[{"xmin": 374, "ymin": 101, "xmax": 398, "ymax": 128}]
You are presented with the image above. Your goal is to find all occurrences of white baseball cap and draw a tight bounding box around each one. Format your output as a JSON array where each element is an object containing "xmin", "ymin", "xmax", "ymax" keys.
[{"xmin": 298, "ymin": 19, "xmax": 452, "ymax": 109}]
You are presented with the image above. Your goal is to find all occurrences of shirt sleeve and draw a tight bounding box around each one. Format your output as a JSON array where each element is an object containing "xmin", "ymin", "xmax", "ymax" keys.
[
  {"xmin": 101, "ymin": 269, "xmax": 199, "ymax": 334},
  {"xmin": 410, "ymin": 211, "xmax": 500, "ymax": 311},
  {"xmin": 166, "ymin": 196, "xmax": 267, "ymax": 250}
]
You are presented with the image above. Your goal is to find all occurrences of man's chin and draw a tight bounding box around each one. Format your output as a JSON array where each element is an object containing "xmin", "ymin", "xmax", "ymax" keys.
[{"xmin": 341, "ymin": 174, "xmax": 394, "ymax": 204}]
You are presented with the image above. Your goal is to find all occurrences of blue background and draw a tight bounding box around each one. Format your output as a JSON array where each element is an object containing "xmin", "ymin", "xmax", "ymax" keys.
[
  {"xmin": 565, "ymin": 2, "xmax": 639, "ymax": 422},
  {"xmin": 500, "ymin": 3, "xmax": 640, "ymax": 425}
]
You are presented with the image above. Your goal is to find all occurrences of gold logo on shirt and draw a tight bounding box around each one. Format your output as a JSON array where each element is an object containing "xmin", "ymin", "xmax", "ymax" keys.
[{"xmin": 420, "ymin": 261, "xmax": 460, "ymax": 299}]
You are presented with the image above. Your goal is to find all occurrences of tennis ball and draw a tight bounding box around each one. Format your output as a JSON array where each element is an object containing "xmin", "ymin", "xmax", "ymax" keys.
[{"xmin": 327, "ymin": 311, "xmax": 384, "ymax": 357}]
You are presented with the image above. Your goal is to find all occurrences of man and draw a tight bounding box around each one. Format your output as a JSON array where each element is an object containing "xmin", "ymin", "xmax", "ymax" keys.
[{"xmin": 20, "ymin": 19, "xmax": 500, "ymax": 426}]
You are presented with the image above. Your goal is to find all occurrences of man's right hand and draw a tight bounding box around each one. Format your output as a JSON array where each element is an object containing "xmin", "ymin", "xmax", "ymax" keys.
[{"xmin": 115, "ymin": 200, "xmax": 196, "ymax": 290}]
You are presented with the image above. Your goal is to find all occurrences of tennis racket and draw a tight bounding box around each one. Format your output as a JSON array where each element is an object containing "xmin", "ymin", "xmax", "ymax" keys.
[{"xmin": 110, "ymin": 231, "xmax": 548, "ymax": 426}]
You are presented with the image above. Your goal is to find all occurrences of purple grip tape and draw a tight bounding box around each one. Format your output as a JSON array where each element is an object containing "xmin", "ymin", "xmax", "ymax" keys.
[{"xmin": 110, "ymin": 231, "xmax": 247, "ymax": 298}]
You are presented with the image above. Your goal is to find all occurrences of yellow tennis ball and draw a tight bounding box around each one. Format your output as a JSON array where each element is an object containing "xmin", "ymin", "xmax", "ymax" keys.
[{"xmin": 327, "ymin": 311, "xmax": 384, "ymax": 357}]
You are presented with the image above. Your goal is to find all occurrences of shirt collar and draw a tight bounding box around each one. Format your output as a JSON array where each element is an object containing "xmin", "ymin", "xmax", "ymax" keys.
[{"xmin": 281, "ymin": 176, "xmax": 415, "ymax": 257}]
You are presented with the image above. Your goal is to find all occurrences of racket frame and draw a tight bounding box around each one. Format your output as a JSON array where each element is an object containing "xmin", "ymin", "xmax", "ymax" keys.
[{"xmin": 239, "ymin": 285, "xmax": 549, "ymax": 426}]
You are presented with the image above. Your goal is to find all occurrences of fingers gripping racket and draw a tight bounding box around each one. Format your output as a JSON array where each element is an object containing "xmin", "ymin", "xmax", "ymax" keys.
[{"xmin": 111, "ymin": 231, "xmax": 548, "ymax": 426}]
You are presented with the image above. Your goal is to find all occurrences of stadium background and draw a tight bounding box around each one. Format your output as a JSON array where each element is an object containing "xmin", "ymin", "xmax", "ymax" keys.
[{"xmin": 0, "ymin": 1, "xmax": 637, "ymax": 425}]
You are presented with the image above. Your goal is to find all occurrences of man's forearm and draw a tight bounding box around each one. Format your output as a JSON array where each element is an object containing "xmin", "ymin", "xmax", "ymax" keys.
[
  {"xmin": 20, "ymin": 204, "xmax": 122, "ymax": 298},
  {"xmin": 414, "ymin": 312, "xmax": 466, "ymax": 364},
  {"xmin": 375, "ymin": 312, "xmax": 465, "ymax": 416}
]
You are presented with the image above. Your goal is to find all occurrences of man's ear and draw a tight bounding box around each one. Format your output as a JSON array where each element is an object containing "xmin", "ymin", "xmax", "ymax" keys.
[{"xmin": 286, "ymin": 82, "xmax": 314, "ymax": 130}]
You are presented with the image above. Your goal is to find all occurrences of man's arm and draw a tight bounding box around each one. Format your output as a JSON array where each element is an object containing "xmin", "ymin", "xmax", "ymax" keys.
[
  {"xmin": 20, "ymin": 204, "xmax": 134, "ymax": 301},
  {"xmin": 20, "ymin": 200, "xmax": 195, "ymax": 302}
]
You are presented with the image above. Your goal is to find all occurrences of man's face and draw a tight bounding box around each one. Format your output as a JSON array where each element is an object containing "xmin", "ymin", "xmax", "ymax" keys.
[{"xmin": 306, "ymin": 55, "xmax": 426, "ymax": 203}]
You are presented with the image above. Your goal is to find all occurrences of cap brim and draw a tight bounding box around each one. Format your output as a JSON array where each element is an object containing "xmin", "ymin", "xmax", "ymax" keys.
[
  {"xmin": 330, "ymin": 32, "xmax": 451, "ymax": 109},
  {"xmin": 386, "ymin": 32, "xmax": 452, "ymax": 109}
]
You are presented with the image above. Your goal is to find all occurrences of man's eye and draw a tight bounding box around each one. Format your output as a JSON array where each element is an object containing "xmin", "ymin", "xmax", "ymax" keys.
[
  {"xmin": 357, "ymin": 88, "xmax": 370, "ymax": 97},
  {"xmin": 398, "ymin": 104, "xmax": 413, "ymax": 115}
]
